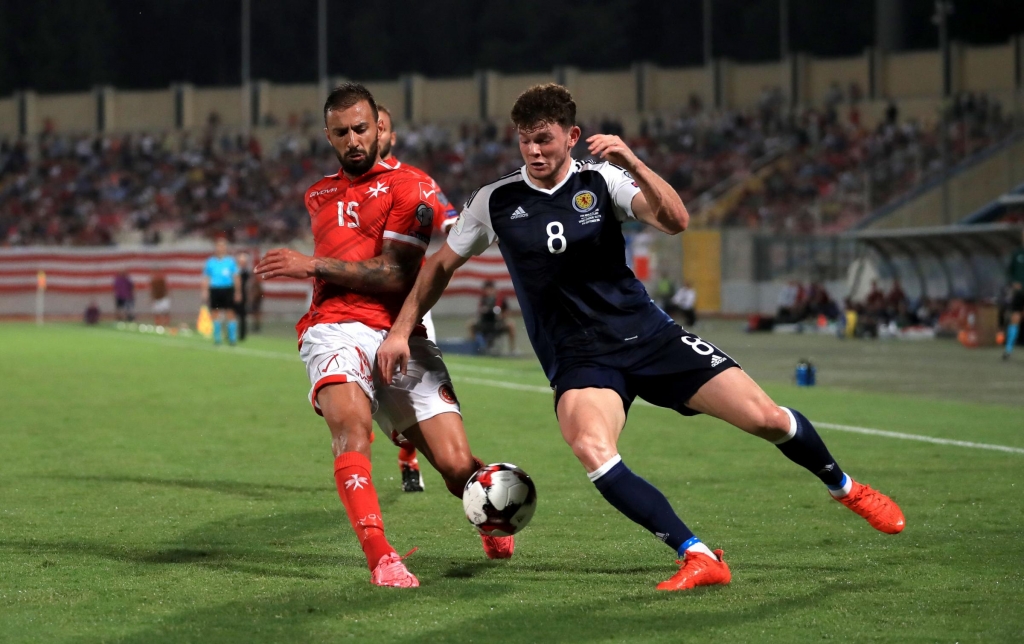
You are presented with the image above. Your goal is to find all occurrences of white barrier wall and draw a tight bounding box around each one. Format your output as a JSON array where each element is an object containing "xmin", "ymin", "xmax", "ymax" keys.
[
  {"xmin": 362, "ymin": 80, "xmax": 405, "ymax": 121},
  {"xmin": 960, "ymin": 42, "xmax": 1016, "ymax": 94},
  {"xmin": 420, "ymin": 76, "xmax": 479, "ymax": 123},
  {"xmin": 113, "ymin": 88, "xmax": 176, "ymax": 132},
  {"xmin": 572, "ymin": 69, "xmax": 636, "ymax": 118},
  {"xmin": 647, "ymin": 66, "xmax": 712, "ymax": 112},
  {"xmin": 192, "ymin": 87, "xmax": 245, "ymax": 127},
  {"xmin": 265, "ymin": 83, "xmax": 320, "ymax": 126},
  {"xmin": 36, "ymin": 91, "xmax": 95, "ymax": 133},
  {"xmin": 805, "ymin": 54, "xmax": 869, "ymax": 104},
  {"xmin": 724, "ymin": 61, "xmax": 789, "ymax": 108},
  {"xmin": 0, "ymin": 96, "xmax": 17, "ymax": 136},
  {"xmin": 883, "ymin": 51, "xmax": 941, "ymax": 99},
  {"xmin": 489, "ymin": 72, "xmax": 555, "ymax": 120}
]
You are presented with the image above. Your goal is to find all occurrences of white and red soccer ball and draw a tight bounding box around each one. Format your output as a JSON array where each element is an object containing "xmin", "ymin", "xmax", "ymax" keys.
[{"xmin": 462, "ymin": 463, "xmax": 537, "ymax": 536}]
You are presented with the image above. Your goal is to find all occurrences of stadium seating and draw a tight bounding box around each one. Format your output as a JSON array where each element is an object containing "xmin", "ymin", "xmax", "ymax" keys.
[{"xmin": 0, "ymin": 92, "xmax": 1014, "ymax": 247}]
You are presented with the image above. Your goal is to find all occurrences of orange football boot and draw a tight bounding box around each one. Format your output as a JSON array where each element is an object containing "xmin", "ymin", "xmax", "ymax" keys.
[
  {"xmin": 480, "ymin": 533, "xmax": 515, "ymax": 559},
  {"xmin": 370, "ymin": 551, "xmax": 419, "ymax": 588},
  {"xmin": 656, "ymin": 549, "xmax": 731, "ymax": 591},
  {"xmin": 835, "ymin": 480, "xmax": 905, "ymax": 534}
]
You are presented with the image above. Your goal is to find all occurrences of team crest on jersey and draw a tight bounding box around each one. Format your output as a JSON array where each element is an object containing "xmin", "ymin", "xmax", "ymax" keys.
[
  {"xmin": 419, "ymin": 182, "xmax": 437, "ymax": 202},
  {"xmin": 416, "ymin": 203, "xmax": 434, "ymax": 227},
  {"xmin": 572, "ymin": 190, "xmax": 597, "ymax": 213},
  {"xmin": 438, "ymin": 382, "xmax": 458, "ymax": 405}
]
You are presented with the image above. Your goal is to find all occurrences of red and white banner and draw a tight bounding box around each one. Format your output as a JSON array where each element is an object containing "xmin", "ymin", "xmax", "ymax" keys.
[{"xmin": 0, "ymin": 244, "xmax": 513, "ymax": 303}]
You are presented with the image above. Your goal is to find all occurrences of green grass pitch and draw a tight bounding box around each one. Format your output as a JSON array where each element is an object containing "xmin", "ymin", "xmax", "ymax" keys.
[{"xmin": 2, "ymin": 322, "xmax": 1023, "ymax": 643}]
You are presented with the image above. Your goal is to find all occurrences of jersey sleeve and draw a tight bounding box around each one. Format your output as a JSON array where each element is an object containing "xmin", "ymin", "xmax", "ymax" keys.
[
  {"xmin": 446, "ymin": 194, "xmax": 496, "ymax": 258},
  {"xmin": 203, "ymin": 258, "xmax": 214, "ymax": 278},
  {"xmin": 434, "ymin": 187, "xmax": 460, "ymax": 233},
  {"xmin": 382, "ymin": 175, "xmax": 433, "ymax": 250},
  {"xmin": 596, "ymin": 162, "xmax": 642, "ymax": 222}
]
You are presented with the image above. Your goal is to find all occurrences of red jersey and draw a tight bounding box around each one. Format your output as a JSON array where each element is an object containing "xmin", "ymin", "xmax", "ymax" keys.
[
  {"xmin": 295, "ymin": 160, "xmax": 440, "ymax": 340},
  {"xmin": 388, "ymin": 159, "xmax": 459, "ymax": 233}
]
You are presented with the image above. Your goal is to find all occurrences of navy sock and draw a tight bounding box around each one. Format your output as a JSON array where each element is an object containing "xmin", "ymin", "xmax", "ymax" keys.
[
  {"xmin": 590, "ymin": 456, "xmax": 695, "ymax": 552},
  {"xmin": 774, "ymin": 408, "xmax": 845, "ymax": 488}
]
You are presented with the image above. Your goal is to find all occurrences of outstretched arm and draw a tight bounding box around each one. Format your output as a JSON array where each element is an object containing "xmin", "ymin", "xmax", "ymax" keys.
[
  {"xmin": 377, "ymin": 243, "xmax": 470, "ymax": 385},
  {"xmin": 587, "ymin": 134, "xmax": 689, "ymax": 235},
  {"xmin": 253, "ymin": 241, "xmax": 424, "ymax": 293}
]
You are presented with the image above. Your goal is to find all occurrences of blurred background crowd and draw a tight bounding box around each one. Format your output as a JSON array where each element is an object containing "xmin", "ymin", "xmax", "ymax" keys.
[{"xmin": 0, "ymin": 87, "xmax": 1014, "ymax": 247}]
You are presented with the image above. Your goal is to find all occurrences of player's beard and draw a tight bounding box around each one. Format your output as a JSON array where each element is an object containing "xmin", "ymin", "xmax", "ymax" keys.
[
  {"xmin": 337, "ymin": 138, "xmax": 379, "ymax": 177},
  {"xmin": 378, "ymin": 137, "xmax": 392, "ymax": 160}
]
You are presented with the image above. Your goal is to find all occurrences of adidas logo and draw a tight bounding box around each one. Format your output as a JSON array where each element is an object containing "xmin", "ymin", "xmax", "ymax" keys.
[
  {"xmin": 510, "ymin": 206, "xmax": 529, "ymax": 219},
  {"xmin": 710, "ymin": 355, "xmax": 726, "ymax": 367}
]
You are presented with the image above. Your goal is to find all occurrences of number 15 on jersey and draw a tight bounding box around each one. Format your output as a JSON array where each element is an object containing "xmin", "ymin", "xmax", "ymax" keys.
[{"xmin": 338, "ymin": 201, "xmax": 360, "ymax": 228}]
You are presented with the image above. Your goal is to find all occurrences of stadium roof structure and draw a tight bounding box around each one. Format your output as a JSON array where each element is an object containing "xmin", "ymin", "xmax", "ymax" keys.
[
  {"xmin": 960, "ymin": 181, "xmax": 1024, "ymax": 224},
  {"xmin": 844, "ymin": 223, "xmax": 1023, "ymax": 300}
]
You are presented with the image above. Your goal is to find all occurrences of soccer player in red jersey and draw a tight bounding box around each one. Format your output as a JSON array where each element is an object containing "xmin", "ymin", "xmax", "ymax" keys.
[
  {"xmin": 377, "ymin": 104, "xmax": 460, "ymax": 493},
  {"xmin": 255, "ymin": 84, "xmax": 513, "ymax": 588}
]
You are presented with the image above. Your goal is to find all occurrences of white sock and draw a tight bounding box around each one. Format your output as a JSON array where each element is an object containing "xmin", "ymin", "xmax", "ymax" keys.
[
  {"xmin": 827, "ymin": 473, "xmax": 854, "ymax": 499},
  {"xmin": 685, "ymin": 541, "xmax": 717, "ymax": 560},
  {"xmin": 586, "ymin": 454, "xmax": 622, "ymax": 482}
]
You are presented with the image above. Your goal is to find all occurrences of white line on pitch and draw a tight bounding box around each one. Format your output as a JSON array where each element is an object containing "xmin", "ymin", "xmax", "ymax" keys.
[
  {"xmin": 812, "ymin": 422, "xmax": 1024, "ymax": 455},
  {"xmin": 102, "ymin": 329, "xmax": 1024, "ymax": 456},
  {"xmin": 449, "ymin": 375, "xmax": 1024, "ymax": 456}
]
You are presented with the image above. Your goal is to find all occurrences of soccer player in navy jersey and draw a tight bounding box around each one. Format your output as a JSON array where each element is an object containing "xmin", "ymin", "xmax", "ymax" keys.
[{"xmin": 378, "ymin": 84, "xmax": 905, "ymax": 591}]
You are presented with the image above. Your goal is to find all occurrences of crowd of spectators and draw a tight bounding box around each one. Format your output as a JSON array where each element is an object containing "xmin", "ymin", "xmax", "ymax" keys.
[
  {"xmin": 842, "ymin": 278, "xmax": 961, "ymax": 338},
  {"xmin": 706, "ymin": 87, "xmax": 1015, "ymax": 233},
  {"xmin": 0, "ymin": 124, "xmax": 327, "ymax": 246},
  {"xmin": 0, "ymin": 86, "xmax": 1016, "ymax": 247},
  {"xmin": 775, "ymin": 280, "xmax": 841, "ymax": 324}
]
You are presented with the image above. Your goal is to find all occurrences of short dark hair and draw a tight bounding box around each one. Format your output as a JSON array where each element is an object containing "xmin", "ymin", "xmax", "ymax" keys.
[
  {"xmin": 324, "ymin": 82, "xmax": 378, "ymax": 124},
  {"xmin": 377, "ymin": 104, "xmax": 392, "ymax": 119},
  {"xmin": 511, "ymin": 84, "xmax": 576, "ymax": 131}
]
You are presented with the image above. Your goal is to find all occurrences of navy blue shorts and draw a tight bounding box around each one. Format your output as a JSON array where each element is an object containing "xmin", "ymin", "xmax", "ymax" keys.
[
  {"xmin": 551, "ymin": 329, "xmax": 740, "ymax": 416},
  {"xmin": 1012, "ymin": 289, "xmax": 1024, "ymax": 313}
]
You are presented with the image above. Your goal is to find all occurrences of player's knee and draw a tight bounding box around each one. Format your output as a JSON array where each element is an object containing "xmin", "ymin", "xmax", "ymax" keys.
[
  {"xmin": 435, "ymin": 448, "xmax": 477, "ymax": 498},
  {"xmin": 568, "ymin": 433, "xmax": 615, "ymax": 472},
  {"xmin": 323, "ymin": 414, "xmax": 372, "ymax": 457},
  {"xmin": 750, "ymin": 404, "xmax": 791, "ymax": 441}
]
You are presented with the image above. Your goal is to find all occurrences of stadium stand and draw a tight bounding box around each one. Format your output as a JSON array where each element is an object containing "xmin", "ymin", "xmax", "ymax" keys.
[{"xmin": 0, "ymin": 95, "xmax": 1014, "ymax": 247}]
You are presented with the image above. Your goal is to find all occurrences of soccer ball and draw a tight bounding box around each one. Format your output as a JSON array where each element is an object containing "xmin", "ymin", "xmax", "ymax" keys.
[{"xmin": 462, "ymin": 463, "xmax": 537, "ymax": 536}]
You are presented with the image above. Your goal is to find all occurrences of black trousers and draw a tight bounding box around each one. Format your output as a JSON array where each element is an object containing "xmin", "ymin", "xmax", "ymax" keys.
[{"xmin": 235, "ymin": 300, "xmax": 248, "ymax": 340}]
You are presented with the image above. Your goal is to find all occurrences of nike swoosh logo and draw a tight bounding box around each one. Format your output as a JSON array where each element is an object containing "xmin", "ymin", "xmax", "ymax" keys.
[{"xmin": 424, "ymin": 189, "xmax": 436, "ymax": 197}]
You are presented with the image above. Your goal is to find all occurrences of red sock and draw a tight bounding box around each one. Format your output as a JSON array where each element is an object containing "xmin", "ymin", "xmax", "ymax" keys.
[
  {"xmin": 398, "ymin": 443, "xmax": 417, "ymax": 465},
  {"xmin": 333, "ymin": 452, "xmax": 395, "ymax": 569}
]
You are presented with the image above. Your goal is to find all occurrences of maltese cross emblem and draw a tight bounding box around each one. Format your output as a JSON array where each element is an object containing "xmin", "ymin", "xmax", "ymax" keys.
[
  {"xmin": 366, "ymin": 181, "xmax": 389, "ymax": 198},
  {"xmin": 345, "ymin": 474, "xmax": 368, "ymax": 490}
]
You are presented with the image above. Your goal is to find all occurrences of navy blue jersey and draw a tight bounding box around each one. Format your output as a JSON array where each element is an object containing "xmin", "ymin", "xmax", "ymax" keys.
[{"xmin": 447, "ymin": 159, "xmax": 676, "ymax": 380}]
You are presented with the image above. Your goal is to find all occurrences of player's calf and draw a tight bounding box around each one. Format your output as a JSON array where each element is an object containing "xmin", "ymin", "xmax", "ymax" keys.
[{"xmin": 772, "ymin": 407, "xmax": 905, "ymax": 532}]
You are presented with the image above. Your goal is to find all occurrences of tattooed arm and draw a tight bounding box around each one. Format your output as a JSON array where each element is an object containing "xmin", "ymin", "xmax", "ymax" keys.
[{"xmin": 253, "ymin": 241, "xmax": 424, "ymax": 293}]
